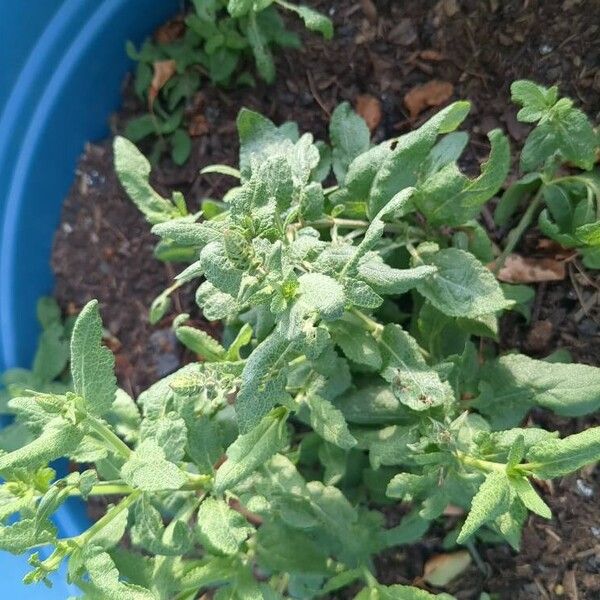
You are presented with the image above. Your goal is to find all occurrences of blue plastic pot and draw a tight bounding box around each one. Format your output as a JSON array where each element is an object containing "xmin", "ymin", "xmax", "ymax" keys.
[{"xmin": 0, "ymin": 1, "xmax": 178, "ymax": 595}]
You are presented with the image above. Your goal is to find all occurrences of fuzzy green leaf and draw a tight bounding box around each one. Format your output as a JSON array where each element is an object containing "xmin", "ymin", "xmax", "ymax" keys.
[
  {"xmin": 70, "ymin": 300, "xmax": 117, "ymax": 416},
  {"xmin": 509, "ymin": 476, "xmax": 551, "ymax": 519},
  {"xmin": 114, "ymin": 136, "xmax": 181, "ymax": 224},
  {"xmin": 416, "ymin": 248, "xmax": 512, "ymax": 318},
  {"xmin": 330, "ymin": 102, "xmax": 370, "ymax": 185},
  {"xmin": 306, "ymin": 394, "xmax": 356, "ymax": 450},
  {"xmin": 121, "ymin": 439, "xmax": 187, "ymax": 492},
  {"xmin": 457, "ymin": 471, "xmax": 511, "ymax": 543},
  {"xmin": 196, "ymin": 497, "xmax": 253, "ymax": 555},
  {"xmin": 526, "ymin": 427, "xmax": 600, "ymax": 478},
  {"xmin": 175, "ymin": 326, "xmax": 226, "ymax": 361},
  {"xmin": 214, "ymin": 409, "xmax": 288, "ymax": 493}
]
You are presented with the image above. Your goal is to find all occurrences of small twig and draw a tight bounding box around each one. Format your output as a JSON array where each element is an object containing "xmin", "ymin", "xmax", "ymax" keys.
[
  {"xmin": 306, "ymin": 71, "xmax": 330, "ymax": 118},
  {"xmin": 228, "ymin": 498, "xmax": 263, "ymax": 526}
]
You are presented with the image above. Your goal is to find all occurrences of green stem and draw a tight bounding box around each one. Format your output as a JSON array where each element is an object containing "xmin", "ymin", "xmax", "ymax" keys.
[
  {"xmin": 456, "ymin": 451, "xmax": 505, "ymax": 473},
  {"xmin": 85, "ymin": 416, "xmax": 132, "ymax": 460},
  {"xmin": 74, "ymin": 490, "xmax": 141, "ymax": 546},
  {"xmin": 307, "ymin": 217, "xmax": 410, "ymax": 234},
  {"xmin": 350, "ymin": 308, "xmax": 383, "ymax": 336},
  {"xmin": 86, "ymin": 482, "xmax": 134, "ymax": 496},
  {"xmin": 493, "ymin": 188, "xmax": 544, "ymax": 273}
]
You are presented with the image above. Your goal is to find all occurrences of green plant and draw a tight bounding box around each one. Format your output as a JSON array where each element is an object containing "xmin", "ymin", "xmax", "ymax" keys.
[
  {"xmin": 126, "ymin": 0, "xmax": 332, "ymax": 165},
  {"xmin": 0, "ymin": 298, "xmax": 73, "ymax": 452},
  {"xmin": 1, "ymin": 82, "xmax": 600, "ymax": 599},
  {"xmin": 494, "ymin": 80, "xmax": 600, "ymax": 270}
]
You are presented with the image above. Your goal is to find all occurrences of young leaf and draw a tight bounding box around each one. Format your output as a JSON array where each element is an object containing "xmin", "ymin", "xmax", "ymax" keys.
[
  {"xmin": 509, "ymin": 476, "xmax": 551, "ymax": 519},
  {"xmin": 114, "ymin": 136, "xmax": 182, "ymax": 224},
  {"xmin": 305, "ymin": 394, "xmax": 357, "ymax": 450},
  {"xmin": 526, "ymin": 427, "xmax": 600, "ymax": 478},
  {"xmin": 214, "ymin": 408, "xmax": 288, "ymax": 493},
  {"xmin": 70, "ymin": 300, "xmax": 117, "ymax": 416},
  {"xmin": 196, "ymin": 497, "xmax": 253, "ymax": 555},
  {"xmin": 121, "ymin": 439, "xmax": 187, "ymax": 492},
  {"xmin": 0, "ymin": 418, "xmax": 83, "ymax": 472},
  {"xmin": 457, "ymin": 471, "xmax": 511, "ymax": 543},
  {"xmin": 416, "ymin": 248, "xmax": 512, "ymax": 318},
  {"xmin": 175, "ymin": 325, "xmax": 226, "ymax": 362},
  {"xmin": 330, "ymin": 102, "xmax": 371, "ymax": 185},
  {"xmin": 277, "ymin": 2, "xmax": 333, "ymax": 39}
]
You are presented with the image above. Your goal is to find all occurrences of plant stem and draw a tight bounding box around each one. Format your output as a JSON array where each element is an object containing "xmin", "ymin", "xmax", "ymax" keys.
[
  {"xmin": 493, "ymin": 188, "xmax": 544, "ymax": 273},
  {"xmin": 85, "ymin": 415, "xmax": 132, "ymax": 460},
  {"xmin": 307, "ymin": 217, "xmax": 410, "ymax": 234},
  {"xmin": 87, "ymin": 482, "xmax": 134, "ymax": 496},
  {"xmin": 74, "ymin": 490, "xmax": 141, "ymax": 546},
  {"xmin": 456, "ymin": 451, "xmax": 505, "ymax": 473},
  {"xmin": 350, "ymin": 308, "xmax": 383, "ymax": 335}
]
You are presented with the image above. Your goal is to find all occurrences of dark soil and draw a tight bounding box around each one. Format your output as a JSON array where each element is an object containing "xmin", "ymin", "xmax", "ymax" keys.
[{"xmin": 51, "ymin": 0, "xmax": 600, "ymax": 598}]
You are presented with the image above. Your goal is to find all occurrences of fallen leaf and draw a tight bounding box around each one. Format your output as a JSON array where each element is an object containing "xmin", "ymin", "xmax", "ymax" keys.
[
  {"xmin": 439, "ymin": 0, "xmax": 460, "ymax": 17},
  {"xmin": 148, "ymin": 59, "xmax": 177, "ymax": 110},
  {"xmin": 155, "ymin": 18, "xmax": 185, "ymax": 44},
  {"xmin": 423, "ymin": 551, "xmax": 471, "ymax": 587},
  {"xmin": 355, "ymin": 94, "xmax": 382, "ymax": 131},
  {"xmin": 189, "ymin": 114, "xmax": 210, "ymax": 137},
  {"xmin": 494, "ymin": 254, "xmax": 566, "ymax": 283},
  {"xmin": 404, "ymin": 80, "xmax": 454, "ymax": 119},
  {"xmin": 420, "ymin": 49, "xmax": 445, "ymax": 61},
  {"xmin": 359, "ymin": 0, "xmax": 378, "ymax": 23},
  {"xmin": 388, "ymin": 18, "xmax": 417, "ymax": 46},
  {"xmin": 525, "ymin": 320, "xmax": 554, "ymax": 353}
]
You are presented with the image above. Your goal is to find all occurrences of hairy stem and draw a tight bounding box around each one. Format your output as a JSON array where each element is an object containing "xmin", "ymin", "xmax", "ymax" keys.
[
  {"xmin": 493, "ymin": 188, "xmax": 544, "ymax": 273},
  {"xmin": 74, "ymin": 490, "xmax": 141, "ymax": 546},
  {"xmin": 456, "ymin": 451, "xmax": 506, "ymax": 473},
  {"xmin": 85, "ymin": 415, "xmax": 133, "ymax": 460}
]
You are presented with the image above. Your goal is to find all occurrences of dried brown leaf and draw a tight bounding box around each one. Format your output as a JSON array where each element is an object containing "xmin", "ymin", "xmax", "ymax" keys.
[
  {"xmin": 189, "ymin": 114, "xmax": 210, "ymax": 137},
  {"xmin": 423, "ymin": 551, "xmax": 472, "ymax": 587},
  {"xmin": 404, "ymin": 80, "xmax": 454, "ymax": 119},
  {"xmin": 148, "ymin": 59, "xmax": 177, "ymax": 110},
  {"xmin": 355, "ymin": 94, "xmax": 382, "ymax": 131},
  {"xmin": 420, "ymin": 49, "xmax": 445, "ymax": 61},
  {"xmin": 495, "ymin": 254, "xmax": 566, "ymax": 283}
]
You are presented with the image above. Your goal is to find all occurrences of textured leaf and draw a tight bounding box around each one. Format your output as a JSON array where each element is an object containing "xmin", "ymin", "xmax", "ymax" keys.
[
  {"xmin": 121, "ymin": 439, "xmax": 187, "ymax": 492},
  {"xmin": 380, "ymin": 324, "xmax": 451, "ymax": 412},
  {"xmin": 214, "ymin": 409, "xmax": 288, "ymax": 493},
  {"xmin": 0, "ymin": 418, "xmax": 83, "ymax": 472},
  {"xmin": 71, "ymin": 300, "xmax": 117, "ymax": 416},
  {"xmin": 477, "ymin": 353, "xmax": 600, "ymax": 421},
  {"xmin": 196, "ymin": 497, "xmax": 253, "ymax": 555},
  {"xmin": 114, "ymin": 136, "xmax": 181, "ymax": 224},
  {"xmin": 416, "ymin": 248, "xmax": 512, "ymax": 318},
  {"xmin": 511, "ymin": 81, "xmax": 597, "ymax": 171},
  {"xmin": 175, "ymin": 325, "xmax": 226, "ymax": 361},
  {"xmin": 368, "ymin": 101, "xmax": 470, "ymax": 218},
  {"xmin": 330, "ymin": 102, "xmax": 371, "ymax": 185},
  {"xmin": 526, "ymin": 427, "xmax": 600, "ymax": 478},
  {"xmin": 236, "ymin": 331, "xmax": 291, "ymax": 431},
  {"xmin": 509, "ymin": 476, "xmax": 551, "ymax": 519},
  {"xmin": 457, "ymin": 471, "xmax": 511, "ymax": 543},
  {"xmin": 131, "ymin": 495, "xmax": 191, "ymax": 556},
  {"xmin": 414, "ymin": 129, "xmax": 510, "ymax": 227},
  {"xmin": 306, "ymin": 394, "xmax": 356, "ymax": 450},
  {"xmin": 297, "ymin": 272, "xmax": 346, "ymax": 321},
  {"xmin": 358, "ymin": 259, "xmax": 436, "ymax": 296},
  {"xmin": 79, "ymin": 548, "xmax": 157, "ymax": 600},
  {"xmin": 329, "ymin": 319, "xmax": 382, "ymax": 369},
  {"xmin": 283, "ymin": 4, "xmax": 333, "ymax": 39}
]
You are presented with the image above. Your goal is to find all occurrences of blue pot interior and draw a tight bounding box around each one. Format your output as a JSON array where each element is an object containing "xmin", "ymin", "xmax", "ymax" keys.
[{"xmin": 0, "ymin": 0, "xmax": 179, "ymax": 595}]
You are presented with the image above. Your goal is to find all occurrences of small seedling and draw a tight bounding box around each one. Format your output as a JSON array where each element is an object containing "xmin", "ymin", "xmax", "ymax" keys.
[{"xmin": 126, "ymin": 0, "xmax": 333, "ymax": 165}]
